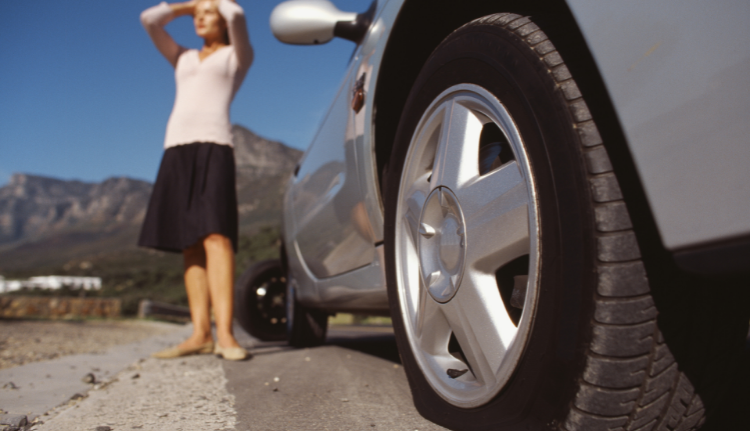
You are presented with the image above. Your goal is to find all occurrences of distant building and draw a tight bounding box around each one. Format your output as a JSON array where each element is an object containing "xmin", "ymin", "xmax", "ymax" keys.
[{"xmin": 0, "ymin": 275, "xmax": 102, "ymax": 293}]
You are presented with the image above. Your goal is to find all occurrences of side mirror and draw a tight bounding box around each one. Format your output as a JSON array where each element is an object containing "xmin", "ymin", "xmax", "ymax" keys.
[{"xmin": 270, "ymin": 0, "xmax": 371, "ymax": 45}]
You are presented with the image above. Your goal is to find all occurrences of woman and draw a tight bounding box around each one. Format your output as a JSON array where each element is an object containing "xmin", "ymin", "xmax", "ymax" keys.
[{"xmin": 139, "ymin": 0, "xmax": 253, "ymax": 360}]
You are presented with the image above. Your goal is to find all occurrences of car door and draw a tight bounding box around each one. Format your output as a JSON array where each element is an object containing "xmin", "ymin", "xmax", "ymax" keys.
[{"xmin": 287, "ymin": 60, "xmax": 377, "ymax": 280}]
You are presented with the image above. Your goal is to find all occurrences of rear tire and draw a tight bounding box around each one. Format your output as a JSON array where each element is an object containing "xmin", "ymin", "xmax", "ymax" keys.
[
  {"xmin": 234, "ymin": 260, "xmax": 288, "ymax": 341},
  {"xmin": 383, "ymin": 13, "xmax": 749, "ymax": 430}
]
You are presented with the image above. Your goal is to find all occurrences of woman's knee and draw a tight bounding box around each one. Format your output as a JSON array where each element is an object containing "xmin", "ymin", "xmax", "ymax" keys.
[{"xmin": 203, "ymin": 233, "xmax": 232, "ymax": 252}]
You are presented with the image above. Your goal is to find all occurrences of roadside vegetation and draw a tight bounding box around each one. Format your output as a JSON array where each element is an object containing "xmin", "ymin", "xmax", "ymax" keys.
[{"xmin": 1, "ymin": 226, "xmax": 281, "ymax": 316}]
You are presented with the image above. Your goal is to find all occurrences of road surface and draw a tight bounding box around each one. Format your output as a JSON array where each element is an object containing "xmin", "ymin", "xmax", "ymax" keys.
[{"xmin": 1, "ymin": 322, "xmax": 447, "ymax": 431}]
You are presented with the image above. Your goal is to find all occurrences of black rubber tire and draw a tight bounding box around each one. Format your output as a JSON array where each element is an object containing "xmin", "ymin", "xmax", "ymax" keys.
[
  {"xmin": 286, "ymin": 281, "xmax": 328, "ymax": 348},
  {"xmin": 234, "ymin": 260, "xmax": 288, "ymax": 341},
  {"xmin": 383, "ymin": 13, "xmax": 749, "ymax": 431}
]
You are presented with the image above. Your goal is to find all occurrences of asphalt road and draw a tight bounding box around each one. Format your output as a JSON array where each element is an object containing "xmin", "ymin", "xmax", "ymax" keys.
[{"xmin": 226, "ymin": 325, "xmax": 446, "ymax": 431}]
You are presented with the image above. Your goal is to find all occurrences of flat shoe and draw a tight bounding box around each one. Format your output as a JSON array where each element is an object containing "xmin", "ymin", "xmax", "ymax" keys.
[
  {"xmin": 152, "ymin": 341, "xmax": 214, "ymax": 359},
  {"xmin": 214, "ymin": 344, "xmax": 249, "ymax": 361}
]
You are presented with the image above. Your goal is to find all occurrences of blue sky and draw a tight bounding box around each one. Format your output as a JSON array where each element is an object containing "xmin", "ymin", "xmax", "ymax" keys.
[{"xmin": 0, "ymin": 0, "xmax": 372, "ymax": 186}]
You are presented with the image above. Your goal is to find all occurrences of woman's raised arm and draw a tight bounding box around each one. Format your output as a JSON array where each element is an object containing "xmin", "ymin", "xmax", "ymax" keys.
[
  {"xmin": 218, "ymin": 0, "xmax": 254, "ymax": 73},
  {"xmin": 140, "ymin": 2, "xmax": 195, "ymax": 67}
]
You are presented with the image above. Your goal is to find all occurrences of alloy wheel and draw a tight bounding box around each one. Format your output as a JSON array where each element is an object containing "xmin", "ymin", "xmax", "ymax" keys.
[{"xmin": 394, "ymin": 84, "xmax": 540, "ymax": 408}]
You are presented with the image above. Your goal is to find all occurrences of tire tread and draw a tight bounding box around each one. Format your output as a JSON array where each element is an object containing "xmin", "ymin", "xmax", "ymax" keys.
[{"xmin": 483, "ymin": 13, "xmax": 723, "ymax": 431}]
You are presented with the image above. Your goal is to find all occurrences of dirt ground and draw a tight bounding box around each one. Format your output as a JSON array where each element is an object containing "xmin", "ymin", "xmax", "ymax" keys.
[{"xmin": 0, "ymin": 319, "xmax": 178, "ymax": 370}]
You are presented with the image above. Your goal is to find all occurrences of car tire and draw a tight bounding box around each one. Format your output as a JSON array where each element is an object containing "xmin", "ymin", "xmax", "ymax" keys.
[
  {"xmin": 383, "ymin": 13, "xmax": 749, "ymax": 431},
  {"xmin": 286, "ymin": 279, "xmax": 328, "ymax": 348},
  {"xmin": 234, "ymin": 259, "xmax": 288, "ymax": 341}
]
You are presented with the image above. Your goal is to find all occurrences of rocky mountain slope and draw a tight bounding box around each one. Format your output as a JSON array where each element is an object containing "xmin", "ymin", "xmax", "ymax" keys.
[
  {"xmin": 0, "ymin": 125, "xmax": 301, "ymax": 271},
  {"xmin": 0, "ymin": 175, "xmax": 151, "ymax": 246},
  {"xmin": 232, "ymin": 124, "xmax": 300, "ymax": 178}
]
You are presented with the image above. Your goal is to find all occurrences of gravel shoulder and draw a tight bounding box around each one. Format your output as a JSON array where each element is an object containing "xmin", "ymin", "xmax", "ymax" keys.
[
  {"xmin": 34, "ymin": 354, "xmax": 237, "ymax": 431},
  {"xmin": 0, "ymin": 319, "xmax": 177, "ymax": 370},
  {"xmin": 0, "ymin": 319, "xmax": 191, "ymax": 422}
]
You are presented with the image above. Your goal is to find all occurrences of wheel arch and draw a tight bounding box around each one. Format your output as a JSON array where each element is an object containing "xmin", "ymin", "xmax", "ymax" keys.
[{"xmin": 373, "ymin": 0, "xmax": 664, "ymax": 273}]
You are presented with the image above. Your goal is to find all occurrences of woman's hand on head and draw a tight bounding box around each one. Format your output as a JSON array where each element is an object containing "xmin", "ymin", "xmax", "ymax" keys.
[{"xmin": 170, "ymin": 0, "xmax": 199, "ymax": 18}]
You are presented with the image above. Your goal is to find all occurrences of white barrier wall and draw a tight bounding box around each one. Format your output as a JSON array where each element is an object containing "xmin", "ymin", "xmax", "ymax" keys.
[{"xmin": 0, "ymin": 275, "xmax": 102, "ymax": 293}]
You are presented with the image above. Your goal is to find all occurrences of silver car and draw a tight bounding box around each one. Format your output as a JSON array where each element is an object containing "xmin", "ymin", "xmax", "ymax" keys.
[{"xmin": 235, "ymin": 1, "xmax": 750, "ymax": 429}]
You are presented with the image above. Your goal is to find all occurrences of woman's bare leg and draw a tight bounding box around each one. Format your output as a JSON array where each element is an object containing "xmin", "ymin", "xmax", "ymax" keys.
[
  {"xmin": 203, "ymin": 233, "xmax": 241, "ymax": 348},
  {"xmin": 180, "ymin": 242, "xmax": 214, "ymax": 349}
]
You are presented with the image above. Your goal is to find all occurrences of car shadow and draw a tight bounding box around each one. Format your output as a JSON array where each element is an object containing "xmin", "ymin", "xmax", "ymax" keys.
[
  {"xmin": 234, "ymin": 323, "xmax": 402, "ymax": 364},
  {"xmin": 326, "ymin": 326, "xmax": 402, "ymax": 364}
]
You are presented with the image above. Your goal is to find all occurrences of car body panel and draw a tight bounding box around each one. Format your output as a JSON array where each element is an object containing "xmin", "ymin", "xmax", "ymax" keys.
[
  {"xmin": 566, "ymin": 0, "xmax": 750, "ymax": 250},
  {"xmin": 289, "ymin": 68, "xmax": 375, "ymax": 279},
  {"xmin": 281, "ymin": 0, "xmax": 749, "ymax": 315},
  {"xmin": 282, "ymin": 0, "xmax": 399, "ymax": 313}
]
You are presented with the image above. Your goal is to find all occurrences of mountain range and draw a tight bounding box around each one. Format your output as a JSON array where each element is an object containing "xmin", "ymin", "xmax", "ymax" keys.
[{"xmin": 0, "ymin": 125, "xmax": 301, "ymax": 272}]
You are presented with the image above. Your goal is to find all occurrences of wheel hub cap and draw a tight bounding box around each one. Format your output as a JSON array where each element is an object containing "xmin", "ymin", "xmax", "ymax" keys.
[{"xmin": 418, "ymin": 187, "xmax": 467, "ymax": 303}]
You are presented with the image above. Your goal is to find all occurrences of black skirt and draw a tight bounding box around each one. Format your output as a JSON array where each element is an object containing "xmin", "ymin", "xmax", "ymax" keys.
[{"xmin": 138, "ymin": 142, "xmax": 238, "ymax": 253}]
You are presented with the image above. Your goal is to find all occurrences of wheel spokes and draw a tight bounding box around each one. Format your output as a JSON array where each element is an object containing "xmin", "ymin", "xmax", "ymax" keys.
[
  {"xmin": 441, "ymin": 271, "xmax": 516, "ymax": 386},
  {"xmin": 402, "ymin": 182, "xmax": 429, "ymax": 247},
  {"xmin": 457, "ymin": 162, "xmax": 531, "ymax": 273},
  {"xmin": 431, "ymin": 100, "xmax": 484, "ymax": 192},
  {"xmin": 414, "ymin": 281, "xmax": 450, "ymax": 353}
]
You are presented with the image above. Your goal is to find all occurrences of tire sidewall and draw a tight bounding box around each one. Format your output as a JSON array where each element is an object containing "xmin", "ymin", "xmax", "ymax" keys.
[{"xmin": 384, "ymin": 24, "xmax": 597, "ymax": 429}]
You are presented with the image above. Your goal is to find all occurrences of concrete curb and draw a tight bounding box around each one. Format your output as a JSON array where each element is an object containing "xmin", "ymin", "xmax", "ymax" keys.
[{"xmin": 0, "ymin": 321, "xmax": 192, "ymax": 421}]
